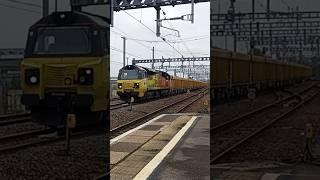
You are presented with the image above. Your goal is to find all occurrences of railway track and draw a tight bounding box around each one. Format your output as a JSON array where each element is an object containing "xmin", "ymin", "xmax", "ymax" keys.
[
  {"xmin": 0, "ymin": 126, "xmax": 105, "ymax": 154},
  {"xmin": 1, "ymin": 88, "xmax": 206, "ymax": 179},
  {"xmin": 109, "ymin": 89, "xmax": 208, "ymax": 111},
  {"xmin": 111, "ymin": 97, "xmax": 120, "ymax": 101},
  {"xmin": 93, "ymin": 88, "xmax": 208, "ymax": 179},
  {"xmin": 211, "ymin": 84, "xmax": 320, "ymax": 164},
  {"xmin": 0, "ymin": 98, "xmax": 128, "ymax": 126},
  {"xmin": 110, "ymin": 102, "xmax": 129, "ymax": 110},
  {"xmin": 110, "ymin": 88, "xmax": 208, "ymax": 136},
  {"xmin": 1, "ymin": 90, "xmax": 203, "ymax": 125},
  {"xmin": 0, "ymin": 113, "xmax": 31, "ymax": 126},
  {"xmin": 0, "ymin": 88, "xmax": 207, "ymax": 156},
  {"xmin": 0, "ymin": 128, "xmax": 53, "ymax": 153}
]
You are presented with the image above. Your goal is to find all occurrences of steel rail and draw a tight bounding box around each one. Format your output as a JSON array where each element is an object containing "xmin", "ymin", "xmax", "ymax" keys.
[
  {"xmin": 211, "ymin": 85, "xmax": 319, "ymax": 164},
  {"xmin": 211, "ymin": 84, "xmax": 315, "ymax": 132},
  {"xmin": 94, "ymin": 88, "xmax": 207, "ymax": 179},
  {"xmin": 110, "ymin": 88, "xmax": 207, "ymax": 135}
]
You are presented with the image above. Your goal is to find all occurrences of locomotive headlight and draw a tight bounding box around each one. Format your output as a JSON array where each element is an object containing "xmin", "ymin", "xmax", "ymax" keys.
[
  {"xmin": 118, "ymin": 83, "xmax": 122, "ymax": 89},
  {"xmin": 25, "ymin": 69, "xmax": 40, "ymax": 85},
  {"xmin": 78, "ymin": 68, "xmax": 94, "ymax": 85},
  {"xmin": 134, "ymin": 83, "xmax": 139, "ymax": 88},
  {"xmin": 29, "ymin": 76, "xmax": 38, "ymax": 83},
  {"xmin": 85, "ymin": 69, "xmax": 92, "ymax": 75},
  {"xmin": 60, "ymin": 14, "xmax": 66, "ymax": 19}
]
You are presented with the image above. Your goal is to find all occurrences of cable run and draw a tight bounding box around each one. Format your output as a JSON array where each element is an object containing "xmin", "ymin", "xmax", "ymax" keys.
[
  {"xmin": 111, "ymin": 46, "xmax": 145, "ymax": 59},
  {"xmin": 0, "ymin": 2, "xmax": 40, "ymax": 14},
  {"xmin": 161, "ymin": 9, "xmax": 194, "ymax": 56},
  {"xmin": 111, "ymin": 27, "xmax": 173, "ymax": 57},
  {"xmin": 5, "ymin": 0, "xmax": 41, "ymax": 8},
  {"xmin": 123, "ymin": 10, "xmax": 184, "ymax": 57}
]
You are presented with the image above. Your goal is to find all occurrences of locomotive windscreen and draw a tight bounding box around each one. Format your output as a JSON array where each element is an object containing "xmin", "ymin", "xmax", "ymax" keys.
[
  {"xmin": 118, "ymin": 70, "xmax": 145, "ymax": 80},
  {"xmin": 33, "ymin": 27, "xmax": 91, "ymax": 55}
]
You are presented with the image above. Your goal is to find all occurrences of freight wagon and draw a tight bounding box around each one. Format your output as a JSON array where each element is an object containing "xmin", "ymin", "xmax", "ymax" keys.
[{"xmin": 211, "ymin": 48, "xmax": 312, "ymax": 99}]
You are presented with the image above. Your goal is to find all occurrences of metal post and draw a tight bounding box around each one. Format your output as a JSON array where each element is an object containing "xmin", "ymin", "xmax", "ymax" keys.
[
  {"xmin": 317, "ymin": 38, "xmax": 320, "ymax": 57},
  {"xmin": 110, "ymin": 0, "xmax": 114, "ymax": 26},
  {"xmin": 269, "ymin": 29, "xmax": 272, "ymax": 57},
  {"xmin": 152, "ymin": 47, "xmax": 155, "ymax": 69},
  {"xmin": 181, "ymin": 58, "xmax": 184, "ymax": 78},
  {"xmin": 267, "ymin": 0, "xmax": 270, "ymax": 21},
  {"xmin": 66, "ymin": 125, "xmax": 70, "ymax": 155},
  {"xmin": 42, "ymin": 0, "xmax": 49, "ymax": 17},
  {"xmin": 55, "ymin": 0, "xmax": 58, "ymax": 12},
  {"xmin": 0, "ymin": 86, "xmax": 3, "ymax": 114},
  {"xmin": 191, "ymin": 0, "xmax": 194, "ymax": 23},
  {"xmin": 156, "ymin": 7, "xmax": 161, "ymax": 37},
  {"xmin": 225, "ymin": 36, "xmax": 228, "ymax": 50},
  {"xmin": 233, "ymin": 34, "xmax": 237, "ymax": 52},
  {"xmin": 250, "ymin": 21, "xmax": 253, "ymax": 87},
  {"xmin": 122, "ymin": 37, "xmax": 126, "ymax": 67},
  {"xmin": 252, "ymin": 0, "xmax": 255, "ymax": 21}
]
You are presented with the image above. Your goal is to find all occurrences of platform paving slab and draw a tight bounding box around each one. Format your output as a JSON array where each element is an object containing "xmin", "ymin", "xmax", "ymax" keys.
[
  {"xmin": 110, "ymin": 114, "xmax": 195, "ymax": 180},
  {"xmin": 149, "ymin": 115, "xmax": 210, "ymax": 180}
]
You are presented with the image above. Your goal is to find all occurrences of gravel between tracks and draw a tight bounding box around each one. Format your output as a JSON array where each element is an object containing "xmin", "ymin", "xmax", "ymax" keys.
[
  {"xmin": 212, "ymin": 81, "xmax": 320, "ymax": 165},
  {"xmin": 0, "ymin": 121, "xmax": 45, "ymax": 137},
  {"xmin": 212, "ymin": 82, "xmax": 315, "ymax": 127},
  {"xmin": 180, "ymin": 94, "xmax": 210, "ymax": 114},
  {"xmin": 215, "ymin": 88, "xmax": 320, "ymax": 164},
  {"xmin": 110, "ymin": 90, "xmax": 205, "ymax": 129},
  {"xmin": 0, "ymin": 133, "xmax": 107, "ymax": 179},
  {"xmin": 0, "ymin": 90, "xmax": 204, "ymax": 179}
]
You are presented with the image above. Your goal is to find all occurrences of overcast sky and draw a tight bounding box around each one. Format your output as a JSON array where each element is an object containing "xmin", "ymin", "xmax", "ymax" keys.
[
  {"xmin": 0, "ymin": 0, "xmax": 209, "ymax": 77},
  {"xmin": 2, "ymin": 1, "xmax": 315, "ymax": 77}
]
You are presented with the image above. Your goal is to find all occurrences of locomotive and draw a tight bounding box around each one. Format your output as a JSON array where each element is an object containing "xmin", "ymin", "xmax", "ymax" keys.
[
  {"xmin": 21, "ymin": 11, "xmax": 109, "ymax": 127},
  {"xmin": 117, "ymin": 65, "xmax": 207, "ymax": 102}
]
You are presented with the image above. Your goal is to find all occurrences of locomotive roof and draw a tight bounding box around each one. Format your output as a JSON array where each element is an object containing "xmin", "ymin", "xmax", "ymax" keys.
[
  {"xmin": 121, "ymin": 65, "xmax": 157, "ymax": 73},
  {"xmin": 121, "ymin": 65, "xmax": 172, "ymax": 77},
  {"xmin": 121, "ymin": 65, "xmax": 148, "ymax": 72},
  {"xmin": 29, "ymin": 11, "xmax": 109, "ymax": 29}
]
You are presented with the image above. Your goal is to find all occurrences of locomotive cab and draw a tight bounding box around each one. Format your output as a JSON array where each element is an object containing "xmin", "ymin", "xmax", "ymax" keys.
[
  {"xmin": 117, "ymin": 65, "xmax": 148, "ymax": 101},
  {"xmin": 21, "ymin": 11, "xmax": 110, "ymax": 127}
]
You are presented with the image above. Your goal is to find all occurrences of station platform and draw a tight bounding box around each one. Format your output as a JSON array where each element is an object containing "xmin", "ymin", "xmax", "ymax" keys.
[{"xmin": 110, "ymin": 113, "xmax": 210, "ymax": 180}]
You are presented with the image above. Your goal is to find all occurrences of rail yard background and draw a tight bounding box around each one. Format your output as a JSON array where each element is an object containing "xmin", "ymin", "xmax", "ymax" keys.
[{"xmin": 211, "ymin": 0, "xmax": 320, "ymax": 179}]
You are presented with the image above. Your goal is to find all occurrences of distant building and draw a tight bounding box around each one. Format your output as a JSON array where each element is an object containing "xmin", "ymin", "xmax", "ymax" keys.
[
  {"xmin": 0, "ymin": 48, "xmax": 24, "ymax": 79},
  {"xmin": 0, "ymin": 49, "xmax": 24, "ymax": 114}
]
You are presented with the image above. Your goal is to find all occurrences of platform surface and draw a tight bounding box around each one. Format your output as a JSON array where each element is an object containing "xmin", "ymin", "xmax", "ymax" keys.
[
  {"xmin": 110, "ymin": 113, "xmax": 210, "ymax": 180},
  {"xmin": 149, "ymin": 115, "xmax": 210, "ymax": 179}
]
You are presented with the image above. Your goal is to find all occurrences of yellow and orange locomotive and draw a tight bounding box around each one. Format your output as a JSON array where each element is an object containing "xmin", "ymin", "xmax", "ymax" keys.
[{"xmin": 117, "ymin": 65, "xmax": 207, "ymax": 101}]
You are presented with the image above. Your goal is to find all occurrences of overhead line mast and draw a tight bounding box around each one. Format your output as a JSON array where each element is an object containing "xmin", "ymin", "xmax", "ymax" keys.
[{"xmin": 212, "ymin": 0, "xmax": 320, "ymax": 61}]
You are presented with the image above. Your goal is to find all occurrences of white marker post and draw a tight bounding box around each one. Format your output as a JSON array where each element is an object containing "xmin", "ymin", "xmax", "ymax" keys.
[
  {"xmin": 66, "ymin": 114, "xmax": 76, "ymax": 155},
  {"xmin": 248, "ymin": 88, "xmax": 256, "ymax": 107},
  {"xmin": 129, "ymin": 97, "xmax": 134, "ymax": 111}
]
